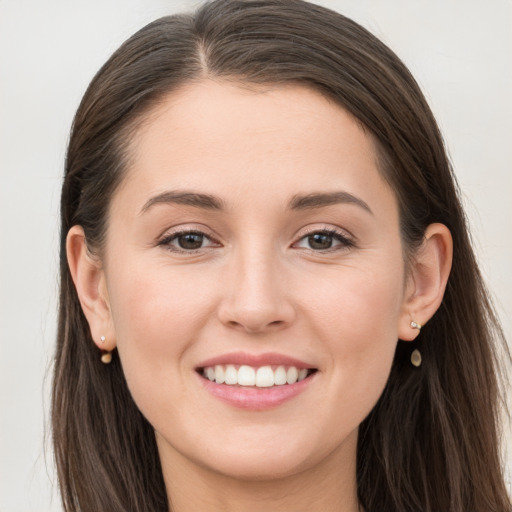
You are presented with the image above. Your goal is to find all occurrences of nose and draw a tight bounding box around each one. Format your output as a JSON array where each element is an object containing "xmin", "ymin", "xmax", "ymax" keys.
[{"xmin": 217, "ymin": 251, "xmax": 296, "ymax": 334}]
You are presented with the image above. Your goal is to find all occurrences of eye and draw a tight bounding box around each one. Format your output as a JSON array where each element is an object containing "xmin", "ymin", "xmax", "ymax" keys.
[
  {"xmin": 294, "ymin": 229, "xmax": 353, "ymax": 251},
  {"xmin": 159, "ymin": 230, "xmax": 218, "ymax": 252}
]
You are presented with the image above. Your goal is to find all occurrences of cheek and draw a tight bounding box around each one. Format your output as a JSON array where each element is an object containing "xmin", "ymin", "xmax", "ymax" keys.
[
  {"xmin": 105, "ymin": 262, "xmax": 215, "ymax": 412},
  {"xmin": 305, "ymin": 257, "xmax": 405, "ymax": 343},
  {"xmin": 109, "ymin": 259, "xmax": 214, "ymax": 343},
  {"xmin": 301, "ymin": 259, "xmax": 404, "ymax": 411}
]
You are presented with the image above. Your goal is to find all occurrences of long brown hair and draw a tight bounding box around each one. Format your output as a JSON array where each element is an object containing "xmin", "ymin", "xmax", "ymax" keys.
[{"xmin": 52, "ymin": 1, "xmax": 511, "ymax": 510}]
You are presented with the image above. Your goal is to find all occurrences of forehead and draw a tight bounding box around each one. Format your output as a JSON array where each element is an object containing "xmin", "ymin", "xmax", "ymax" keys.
[
  {"xmin": 114, "ymin": 79, "xmax": 395, "ymax": 217},
  {"xmin": 134, "ymin": 80, "xmax": 360, "ymax": 157}
]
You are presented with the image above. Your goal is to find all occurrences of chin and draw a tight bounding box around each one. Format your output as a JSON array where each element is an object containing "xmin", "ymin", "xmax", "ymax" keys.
[
  {"xmin": 204, "ymin": 446, "xmax": 316, "ymax": 481},
  {"xmin": 184, "ymin": 424, "xmax": 353, "ymax": 482}
]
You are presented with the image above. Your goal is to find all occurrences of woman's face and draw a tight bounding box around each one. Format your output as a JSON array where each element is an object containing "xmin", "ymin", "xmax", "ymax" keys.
[{"xmin": 101, "ymin": 81, "xmax": 413, "ymax": 480}]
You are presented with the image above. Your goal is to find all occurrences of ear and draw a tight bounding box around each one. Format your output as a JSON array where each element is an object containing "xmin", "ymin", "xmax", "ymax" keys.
[
  {"xmin": 66, "ymin": 225, "xmax": 116, "ymax": 351},
  {"xmin": 398, "ymin": 223, "xmax": 453, "ymax": 341}
]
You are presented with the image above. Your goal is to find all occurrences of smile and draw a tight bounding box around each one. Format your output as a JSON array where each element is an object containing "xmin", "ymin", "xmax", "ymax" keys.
[
  {"xmin": 196, "ymin": 352, "xmax": 318, "ymax": 409},
  {"xmin": 200, "ymin": 364, "xmax": 317, "ymax": 388}
]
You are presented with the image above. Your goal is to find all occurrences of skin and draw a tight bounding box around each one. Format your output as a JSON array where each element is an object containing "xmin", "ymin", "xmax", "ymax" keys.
[{"xmin": 68, "ymin": 81, "xmax": 452, "ymax": 512}]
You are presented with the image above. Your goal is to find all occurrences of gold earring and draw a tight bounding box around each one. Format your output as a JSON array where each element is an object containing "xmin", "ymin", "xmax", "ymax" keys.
[
  {"xmin": 100, "ymin": 336, "xmax": 112, "ymax": 364},
  {"xmin": 410, "ymin": 349, "xmax": 422, "ymax": 367},
  {"xmin": 101, "ymin": 350, "xmax": 112, "ymax": 364},
  {"xmin": 410, "ymin": 321, "xmax": 422, "ymax": 367}
]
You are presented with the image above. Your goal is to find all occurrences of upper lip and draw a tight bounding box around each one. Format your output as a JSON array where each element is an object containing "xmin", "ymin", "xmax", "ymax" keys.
[{"xmin": 196, "ymin": 352, "xmax": 316, "ymax": 369}]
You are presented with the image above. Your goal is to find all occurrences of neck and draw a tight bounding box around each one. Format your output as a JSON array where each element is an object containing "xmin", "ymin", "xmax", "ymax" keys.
[{"xmin": 158, "ymin": 432, "xmax": 360, "ymax": 512}]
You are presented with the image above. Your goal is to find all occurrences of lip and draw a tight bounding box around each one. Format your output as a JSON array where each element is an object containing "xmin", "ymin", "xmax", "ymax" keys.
[
  {"xmin": 195, "ymin": 351, "xmax": 318, "ymax": 411},
  {"xmin": 196, "ymin": 351, "xmax": 315, "ymax": 370},
  {"xmin": 197, "ymin": 371, "xmax": 317, "ymax": 410}
]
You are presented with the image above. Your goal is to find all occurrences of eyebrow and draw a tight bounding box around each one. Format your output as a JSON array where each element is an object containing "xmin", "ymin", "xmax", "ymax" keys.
[
  {"xmin": 140, "ymin": 191, "xmax": 225, "ymax": 214},
  {"xmin": 140, "ymin": 189, "xmax": 372, "ymax": 215},
  {"xmin": 289, "ymin": 191, "xmax": 373, "ymax": 214}
]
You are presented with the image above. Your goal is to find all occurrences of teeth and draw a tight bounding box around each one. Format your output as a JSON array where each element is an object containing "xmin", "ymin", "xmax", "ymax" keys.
[
  {"xmin": 202, "ymin": 364, "xmax": 313, "ymax": 387},
  {"xmin": 238, "ymin": 365, "xmax": 256, "ymax": 386},
  {"xmin": 224, "ymin": 364, "xmax": 238, "ymax": 385},
  {"xmin": 214, "ymin": 365, "xmax": 225, "ymax": 384},
  {"xmin": 255, "ymin": 366, "xmax": 274, "ymax": 387},
  {"xmin": 286, "ymin": 366, "xmax": 298, "ymax": 384},
  {"xmin": 274, "ymin": 366, "xmax": 287, "ymax": 385}
]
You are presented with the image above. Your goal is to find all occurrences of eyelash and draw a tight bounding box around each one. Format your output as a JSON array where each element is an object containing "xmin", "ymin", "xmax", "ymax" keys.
[
  {"xmin": 157, "ymin": 227, "xmax": 354, "ymax": 254},
  {"xmin": 293, "ymin": 227, "xmax": 354, "ymax": 253},
  {"xmin": 158, "ymin": 229, "xmax": 220, "ymax": 253}
]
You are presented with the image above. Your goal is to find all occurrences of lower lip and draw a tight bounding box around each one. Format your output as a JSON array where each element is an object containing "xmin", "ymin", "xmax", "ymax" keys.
[{"xmin": 197, "ymin": 372, "xmax": 317, "ymax": 411}]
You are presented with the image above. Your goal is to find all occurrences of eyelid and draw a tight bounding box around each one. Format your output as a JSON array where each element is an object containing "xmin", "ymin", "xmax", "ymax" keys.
[
  {"xmin": 297, "ymin": 224, "xmax": 353, "ymax": 238},
  {"xmin": 156, "ymin": 222, "xmax": 218, "ymax": 241}
]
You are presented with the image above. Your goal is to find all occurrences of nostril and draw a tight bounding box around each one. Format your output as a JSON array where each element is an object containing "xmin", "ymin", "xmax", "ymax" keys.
[
  {"xmin": 225, "ymin": 318, "xmax": 287, "ymax": 334},
  {"xmin": 217, "ymin": 289, "xmax": 296, "ymax": 333}
]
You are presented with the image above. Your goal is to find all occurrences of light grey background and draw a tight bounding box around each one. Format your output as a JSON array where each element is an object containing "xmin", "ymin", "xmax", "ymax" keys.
[{"xmin": 1, "ymin": 1, "xmax": 510, "ymax": 510}]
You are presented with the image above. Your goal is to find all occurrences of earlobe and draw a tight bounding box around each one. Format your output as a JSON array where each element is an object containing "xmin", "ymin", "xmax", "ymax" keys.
[
  {"xmin": 398, "ymin": 223, "xmax": 453, "ymax": 341},
  {"xmin": 66, "ymin": 225, "xmax": 116, "ymax": 351}
]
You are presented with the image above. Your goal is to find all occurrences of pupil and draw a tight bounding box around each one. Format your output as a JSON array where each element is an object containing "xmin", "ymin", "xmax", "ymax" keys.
[
  {"xmin": 178, "ymin": 233, "xmax": 203, "ymax": 249},
  {"xmin": 308, "ymin": 233, "xmax": 332, "ymax": 250}
]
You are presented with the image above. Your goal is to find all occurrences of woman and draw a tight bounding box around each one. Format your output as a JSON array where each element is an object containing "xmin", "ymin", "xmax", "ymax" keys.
[{"xmin": 52, "ymin": 0, "xmax": 511, "ymax": 510}]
